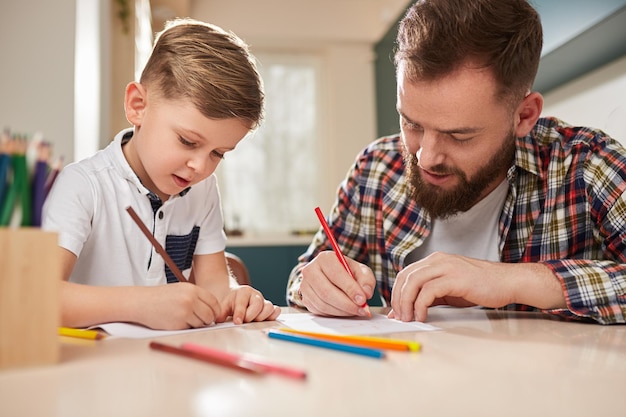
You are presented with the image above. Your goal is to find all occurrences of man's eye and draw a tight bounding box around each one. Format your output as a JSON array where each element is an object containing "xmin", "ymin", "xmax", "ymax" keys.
[
  {"xmin": 450, "ymin": 135, "xmax": 474, "ymax": 143},
  {"xmin": 403, "ymin": 120, "xmax": 422, "ymax": 131}
]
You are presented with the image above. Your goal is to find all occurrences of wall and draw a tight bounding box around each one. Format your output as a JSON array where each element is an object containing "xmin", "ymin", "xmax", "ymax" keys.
[
  {"xmin": 2, "ymin": 1, "xmax": 624, "ymax": 166},
  {"xmin": 532, "ymin": 1, "xmax": 626, "ymax": 93},
  {"xmin": 0, "ymin": 0, "xmax": 75, "ymax": 161},
  {"xmin": 374, "ymin": 8, "xmax": 403, "ymax": 138},
  {"xmin": 541, "ymin": 54, "xmax": 626, "ymax": 145},
  {"xmin": 108, "ymin": 0, "xmax": 136, "ymax": 145},
  {"xmin": 374, "ymin": 1, "xmax": 626, "ymax": 143}
]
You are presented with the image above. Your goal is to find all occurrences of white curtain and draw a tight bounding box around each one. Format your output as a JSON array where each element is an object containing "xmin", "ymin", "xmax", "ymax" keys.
[{"xmin": 217, "ymin": 53, "xmax": 322, "ymax": 235}]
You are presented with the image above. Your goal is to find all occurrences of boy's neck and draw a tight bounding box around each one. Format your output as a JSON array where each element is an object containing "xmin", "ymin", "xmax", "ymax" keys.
[{"xmin": 121, "ymin": 133, "xmax": 171, "ymax": 203}]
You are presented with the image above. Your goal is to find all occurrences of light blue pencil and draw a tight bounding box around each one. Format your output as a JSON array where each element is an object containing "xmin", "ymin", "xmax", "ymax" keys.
[{"xmin": 267, "ymin": 330, "xmax": 386, "ymax": 359}]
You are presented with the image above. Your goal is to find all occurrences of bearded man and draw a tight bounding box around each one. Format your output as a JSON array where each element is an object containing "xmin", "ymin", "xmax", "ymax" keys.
[{"xmin": 286, "ymin": 0, "xmax": 626, "ymax": 324}]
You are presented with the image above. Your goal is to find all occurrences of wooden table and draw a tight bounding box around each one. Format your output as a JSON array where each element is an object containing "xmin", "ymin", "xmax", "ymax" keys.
[{"xmin": 1, "ymin": 307, "xmax": 624, "ymax": 417}]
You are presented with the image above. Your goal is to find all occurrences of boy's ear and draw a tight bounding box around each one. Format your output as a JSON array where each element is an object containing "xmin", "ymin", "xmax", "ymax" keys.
[
  {"xmin": 124, "ymin": 82, "xmax": 148, "ymax": 126},
  {"xmin": 514, "ymin": 92, "xmax": 543, "ymax": 138}
]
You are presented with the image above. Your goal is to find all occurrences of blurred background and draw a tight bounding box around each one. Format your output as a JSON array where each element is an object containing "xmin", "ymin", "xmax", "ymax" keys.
[{"xmin": 2, "ymin": 0, "xmax": 625, "ymax": 304}]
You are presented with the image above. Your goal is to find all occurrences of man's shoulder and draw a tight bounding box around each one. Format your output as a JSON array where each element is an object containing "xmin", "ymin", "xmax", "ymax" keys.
[
  {"xmin": 532, "ymin": 117, "xmax": 621, "ymax": 151},
  {"xmin": 523, "ymin": 117, "xmax": 626, "ymax": 177},
  {"xmin": 366, "ymin": 134, "xmax": 403, "ymax": 151},
  {"xmin": 350, "ymin": 134, "xmax": 406, "ymax": 186},
  {"xmin": 358, "ymin": 134, "xmax": 404, "ymax": 162}
]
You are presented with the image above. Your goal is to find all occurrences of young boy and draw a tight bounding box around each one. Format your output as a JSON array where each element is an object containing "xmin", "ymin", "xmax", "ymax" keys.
[{"xmin": 43, "ymin": 19, "xmax": 281, "ymax": 330}]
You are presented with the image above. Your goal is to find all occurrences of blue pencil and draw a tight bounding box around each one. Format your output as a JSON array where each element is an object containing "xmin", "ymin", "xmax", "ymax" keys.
[{"xmin": 267, "ymin": 330, "xmax": 386, "ymax": 359}]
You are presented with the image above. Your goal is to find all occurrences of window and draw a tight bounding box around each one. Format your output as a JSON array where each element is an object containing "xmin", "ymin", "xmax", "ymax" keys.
[{"xmin": 216, "ymin": 53, "xmax": 322, "ymax": 235}]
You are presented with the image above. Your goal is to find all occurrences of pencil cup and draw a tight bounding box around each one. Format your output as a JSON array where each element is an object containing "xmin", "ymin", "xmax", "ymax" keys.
[{"xmin": 0, "ymin": 228, "xmax": 60, "ymax": 369}]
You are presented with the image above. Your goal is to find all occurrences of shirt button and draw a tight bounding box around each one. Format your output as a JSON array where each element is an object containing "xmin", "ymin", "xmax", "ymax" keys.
[{"xmin": 158, "ymin": 211, "xmax": 164, "ymax": 220}]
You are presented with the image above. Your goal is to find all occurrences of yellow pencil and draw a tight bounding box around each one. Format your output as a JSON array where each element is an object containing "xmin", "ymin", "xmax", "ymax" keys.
[
  {"xmin": 277, "ymin": 328, "xmax": 420, "ymax": 352},
  {"xmin": 58, "ymin": 327, "xmax": 105, "ymax": 340}
]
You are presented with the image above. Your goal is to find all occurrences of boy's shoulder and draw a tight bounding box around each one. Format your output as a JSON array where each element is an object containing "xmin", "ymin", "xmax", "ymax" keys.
[
  {"xmin": 70, "ymin": 131, "xmax": 131, "ymax": 172},
  {"xmin": 57, "ymin": 139, "xmax": 123, "ymax": 189}
]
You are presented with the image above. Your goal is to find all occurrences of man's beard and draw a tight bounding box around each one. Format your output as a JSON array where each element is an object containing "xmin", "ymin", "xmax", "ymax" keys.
[{"xmin": 403, "ymin": 132, "xmax": 515, "ymax": 219}]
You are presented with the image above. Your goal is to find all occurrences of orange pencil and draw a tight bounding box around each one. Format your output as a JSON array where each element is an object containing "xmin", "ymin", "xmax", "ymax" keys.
[
  {"xmin": 277, "ymin": 328, "xmax": 421, "ymax": 352},
  {"xmin": 315, "ymin": 207, "xmax": 371, "ymax": 316}
]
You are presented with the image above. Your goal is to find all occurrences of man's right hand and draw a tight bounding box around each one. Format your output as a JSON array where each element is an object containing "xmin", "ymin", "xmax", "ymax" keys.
[{"xmin": 298, "ymin": 251, "xmax": 375, "ymax": 317}]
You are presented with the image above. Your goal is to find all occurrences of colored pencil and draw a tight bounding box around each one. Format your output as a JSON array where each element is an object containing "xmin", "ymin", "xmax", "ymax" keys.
[
  {"xmin": 44, "ymin": 156, "xmax": 63, "ymax": 198},
  {"xmin": 0, "ymin": 139, "xmax": 29, "ymax": 226},
  {"xmin": 31, "ymin": 142, "xmax": 51, "ymax": 227},
  {"xmin": 149, "ymin": 341, "xmax": 264, "ymax": 375},
  {"xmin": 277, "ymin": 328, "xmax": 421, "ymax": 352},
  {"xmin": 15, "ymin": 137, "xmax": 30, "ymax": 226},
  {"xmin": 126, "ymin": 206, "xmax": 187, "ymax": 282},
  {"xmin": 267, "ymin": 329, "xmax": 385, "ymax": 359},
  {"xmin": 314, "ymin": 206, "xmax": 371, "ymax": 316},
  {"xmin": 182, "ymin": 342, "xmax": 307, "ymax": 380},
  {"xmin": 59, "ymin": 327, "xmax": 106, "ymax": 340},
  {"xmin": 0, "ymin": 153, "xmax": 9, "ymax": 210}
]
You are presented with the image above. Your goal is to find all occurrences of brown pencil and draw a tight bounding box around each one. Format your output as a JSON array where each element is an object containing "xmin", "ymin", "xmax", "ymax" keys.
[{"xmin": 126, "ymin": 206, "xmax": 187, "ymax": 282}]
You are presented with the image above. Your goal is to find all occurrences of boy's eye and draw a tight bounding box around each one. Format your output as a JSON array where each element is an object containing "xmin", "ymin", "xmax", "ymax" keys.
[
  {"xmin": 212, "ymin": 150, "xmax": 225, "ymax": 160},
  {"xmin": 179, "ymin": 136, "xmax": 195, "ymax": 147}
]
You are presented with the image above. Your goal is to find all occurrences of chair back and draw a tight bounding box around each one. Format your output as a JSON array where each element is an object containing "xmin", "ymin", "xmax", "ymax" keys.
[{"xmin": 225, "ymin": 252, "xmax": 251, "ymax": 286}]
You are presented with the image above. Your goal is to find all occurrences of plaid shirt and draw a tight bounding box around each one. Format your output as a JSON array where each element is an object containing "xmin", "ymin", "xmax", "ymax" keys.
[{"xmin": 287, "ymin": 117, "xmax": 626, "ymax": 324}]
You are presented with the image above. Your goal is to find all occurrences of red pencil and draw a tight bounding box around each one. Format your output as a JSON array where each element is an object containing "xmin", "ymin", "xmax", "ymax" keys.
[
  {"xmin": 182, "ymin": 342, "xmax": 307, "ymax": 380},
  {"xmin": 314, "ymin": 207, "xmax": 371, "ymax": 316},
  {"xmin": 150, "ymin": 341, "xmax": 264, "ymax": 375}
]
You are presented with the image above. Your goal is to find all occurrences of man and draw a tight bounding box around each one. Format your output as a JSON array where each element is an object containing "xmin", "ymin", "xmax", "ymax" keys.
[{"xmin": 286, "ymin": 0, "xmax": 626, "ymax": 324}]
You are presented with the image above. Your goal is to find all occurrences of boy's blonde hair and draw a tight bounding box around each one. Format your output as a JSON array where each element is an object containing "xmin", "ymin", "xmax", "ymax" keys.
[{"xmin": 140, "ymin": 18, "xmax": 264, "ymax": 128}]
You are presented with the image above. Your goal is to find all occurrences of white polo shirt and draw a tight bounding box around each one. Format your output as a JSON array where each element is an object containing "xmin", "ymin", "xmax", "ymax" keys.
[{"xmin": 42, "ymin": 128, "xmax": 227, "ymax": 287}]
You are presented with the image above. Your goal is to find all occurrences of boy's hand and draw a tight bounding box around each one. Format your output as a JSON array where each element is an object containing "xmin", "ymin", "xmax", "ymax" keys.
[
  {"xmin": 137, "ymin": 282, "xmax": 222, "ymax": 330},
  {"xmin": 217, "ymin": 286, "xmax": 281, "ymax": 324}
]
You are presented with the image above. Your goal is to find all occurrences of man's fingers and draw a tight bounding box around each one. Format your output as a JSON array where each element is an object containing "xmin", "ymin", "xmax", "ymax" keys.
[{"xmin": 302, "ymin": 283, "xmax": 356, "ymax": 316}]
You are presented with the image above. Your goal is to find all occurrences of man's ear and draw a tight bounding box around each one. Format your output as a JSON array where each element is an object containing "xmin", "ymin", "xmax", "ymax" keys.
[
  {"xmin": 124, "ymin": 82, "xmax": 148, "ymax": 126},
  {"xmin": 514, "ymin": 91, "xmax": 543, "ymax": 137}
]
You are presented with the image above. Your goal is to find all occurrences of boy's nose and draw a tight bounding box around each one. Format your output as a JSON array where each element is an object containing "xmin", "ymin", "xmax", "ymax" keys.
[
  {"xmin": 187, "ymin": 156, "xmax": 206, "ymax": 173},
  {"xmin": 187, "ymin": 154, "xmax": 219, "ymax": 178}
]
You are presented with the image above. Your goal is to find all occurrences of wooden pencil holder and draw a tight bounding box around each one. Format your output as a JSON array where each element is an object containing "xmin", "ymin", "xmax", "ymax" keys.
[{"xmin": 0, "ymin": 228, "xmax": 60, "ymax": 369}]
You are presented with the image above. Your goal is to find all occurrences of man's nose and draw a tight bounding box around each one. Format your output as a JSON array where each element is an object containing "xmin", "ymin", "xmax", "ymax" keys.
[{"xmin": 416, "ymin": 132, "xmax": 444, "ymax": 170}]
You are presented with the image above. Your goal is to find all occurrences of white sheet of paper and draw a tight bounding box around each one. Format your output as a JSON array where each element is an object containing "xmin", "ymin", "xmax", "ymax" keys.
[
  {"xmin": 92, "ymin": 313, "xmax": 439, "ymax": 339},
  {"xmin": 93, "ymin": 321, "xmax": 238, "ymax": 339},
  {"xmin": 277, "ymin": 313, "xmax": 439, "ymax": 335}
]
